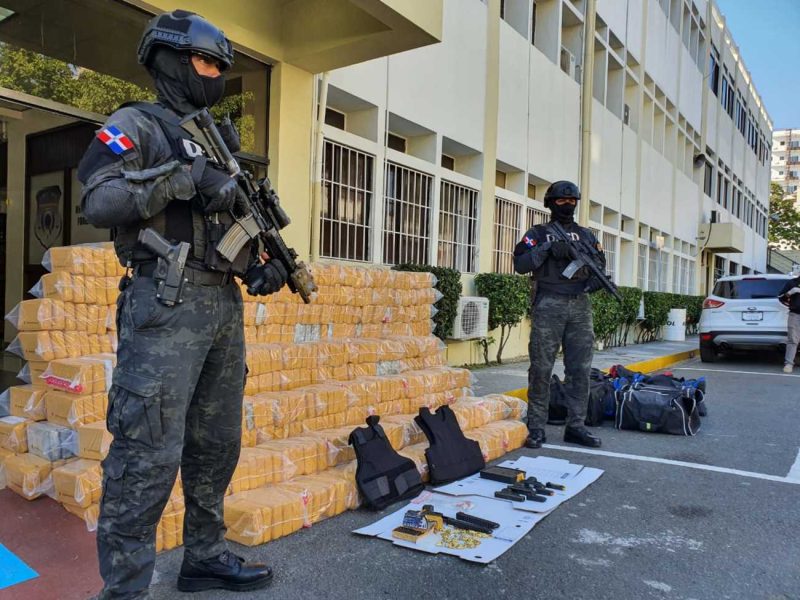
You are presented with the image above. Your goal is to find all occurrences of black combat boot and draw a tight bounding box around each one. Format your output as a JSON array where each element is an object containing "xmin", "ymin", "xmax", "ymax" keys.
[
  {"xmin": 524, "ymin": 428, "xmax": 547, "ymax": 449},
  {"xmin": 177, "ymin": 550, "xmax": 273, "ymax": 592},
  {"xmin": 563, "ymin": 426, "xmax": 601, "ymax": 448}
]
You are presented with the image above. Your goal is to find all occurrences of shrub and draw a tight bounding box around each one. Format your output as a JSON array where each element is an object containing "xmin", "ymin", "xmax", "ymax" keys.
[
  {"xmin": 474, "ymin": 273, "xmax": 530, "ymax": 364},
  {"xmin": 590, "ymin": 286, "xmax": 642, "ymax": 347},
  {"xmin": 393, "ymin": 264, "xmax": 461, "ymax": 340}
]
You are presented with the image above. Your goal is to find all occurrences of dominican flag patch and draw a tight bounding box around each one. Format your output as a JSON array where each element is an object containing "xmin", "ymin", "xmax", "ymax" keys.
[
  {"xmin": 97, "ymin": 126, "xmax": 134, "ymax": 155},
  {"xmin": 523, "ymin": 236, "xmax": 536, "ymax": 248}
]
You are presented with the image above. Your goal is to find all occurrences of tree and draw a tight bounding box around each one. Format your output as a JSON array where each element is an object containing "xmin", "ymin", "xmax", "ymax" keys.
[
  {"xmin": 769, "ymin": 182, "xmax": 800, "ymax": 249},
  {"xmin": 474, "ymin": 273, "xmax": 530, "ymax": 364}
]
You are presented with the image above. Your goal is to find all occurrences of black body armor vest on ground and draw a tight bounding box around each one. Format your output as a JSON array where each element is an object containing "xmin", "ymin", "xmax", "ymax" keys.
[
  {"xmin": 415, "ymin": 406, "xmax": 485, "ymax": 485},
  {"xmin": 349, "ymin": 416, "xmax": 424, "ymax": 510},
  {"xmin": 114, "ymin": 102, "xmax": 251, "ymax": 275}
]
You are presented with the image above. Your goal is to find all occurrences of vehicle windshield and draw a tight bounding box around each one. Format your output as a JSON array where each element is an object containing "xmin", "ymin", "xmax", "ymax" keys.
[{"xmin": 712, "ymin": 279, "xmax": 790, "ymax": 299}]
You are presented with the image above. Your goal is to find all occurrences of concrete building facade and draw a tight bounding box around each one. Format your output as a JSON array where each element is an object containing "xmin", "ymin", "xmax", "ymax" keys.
[
  {"xmin": 320, "ymin": 0, "xmax": 773, "ymax": 362},
  {"xmin": 772, "ymin": 128, "xmax": 800, "ymax": 199}
]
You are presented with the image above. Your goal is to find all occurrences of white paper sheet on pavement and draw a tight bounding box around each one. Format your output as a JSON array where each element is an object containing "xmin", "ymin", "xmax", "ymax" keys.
[
  {"xmin": 353, "ymin": 490, "xmax": 545, "ymax": 563},
  {"xmin": 353, "ymin": 456, "xmax": 604, "ymax": 563},
  {"xmin": 435, "ymin": 455, "xmax": 604, "ymax": 513}
]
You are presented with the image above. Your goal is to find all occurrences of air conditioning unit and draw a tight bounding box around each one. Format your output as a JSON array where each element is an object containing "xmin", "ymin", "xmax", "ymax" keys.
[
  {"xmin": 560, "ymin": 47, "xmax": 577, "ymax": 79},
  {"xmin": 450, "ymin": 296, "xmax": 490, "ymax": 340}
]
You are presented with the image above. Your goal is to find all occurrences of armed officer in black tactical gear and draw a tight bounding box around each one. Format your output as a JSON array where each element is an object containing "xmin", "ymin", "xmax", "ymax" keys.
[
  {"xmin": 78, "ymin": 10, "xmax": 285, "ymax": 598},
  {"xmin": 514, "ymin": 181, "xmax": 604, "ymax": 450}
]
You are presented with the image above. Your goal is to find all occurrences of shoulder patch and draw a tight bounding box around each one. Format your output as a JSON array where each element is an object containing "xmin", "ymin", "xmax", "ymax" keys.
[{"xmin": 97, "ymin": 125, "xmax": 135, "ymax": 155}]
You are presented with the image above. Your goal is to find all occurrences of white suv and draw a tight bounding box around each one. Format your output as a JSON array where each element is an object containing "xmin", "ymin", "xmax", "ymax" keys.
[{"xmin": 699, "ymin": 274, "xmax": 794, "ymax": 363}]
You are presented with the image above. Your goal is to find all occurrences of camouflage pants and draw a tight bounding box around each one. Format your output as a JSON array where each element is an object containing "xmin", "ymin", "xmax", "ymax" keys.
[
  {"xmin": 97, "ymin": 274, "xmax": 245, "ymax": 600},
  {"xmin": 527, "ymin": 293, "xmax": 594, "ymax": 430}
]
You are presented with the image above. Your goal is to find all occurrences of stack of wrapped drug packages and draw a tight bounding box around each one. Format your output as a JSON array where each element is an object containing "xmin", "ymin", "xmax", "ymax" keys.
[{"xmin": 2, "ymin": 243, "xmax": 528, "ymax": 552}]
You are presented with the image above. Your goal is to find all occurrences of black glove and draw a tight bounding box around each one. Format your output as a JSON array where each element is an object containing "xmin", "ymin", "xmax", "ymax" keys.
[
  {"xmin": 244, "ymin": 260, "xmax": 289, "ymax": 296},
  {"xmin": 550, "ymin": 240, "xmax": 571, "ymax": 259},
  {"xmin": 583, "ymin": 277, "xmax": 605, "ymax": 294},
  {"xmin": 195, "ymin": 167, "xmax": 238, "ymax": 213}
]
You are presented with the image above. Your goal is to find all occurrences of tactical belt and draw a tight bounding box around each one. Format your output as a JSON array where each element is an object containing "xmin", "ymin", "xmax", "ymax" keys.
[{"xmin": 134, "ymin": 261, "xmax": 234, "ymax": 287}]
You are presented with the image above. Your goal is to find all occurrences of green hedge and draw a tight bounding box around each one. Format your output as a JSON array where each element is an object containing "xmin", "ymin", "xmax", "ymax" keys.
[
  {"xmin": 393, "ymin": 264, "xmax": 461, "ymax": 340},
  {"xmin": 590, "ymin": 286, "xmax": 642, "ymax": 348}
]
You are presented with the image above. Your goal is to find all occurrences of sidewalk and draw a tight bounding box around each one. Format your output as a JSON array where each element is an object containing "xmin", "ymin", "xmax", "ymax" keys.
[{"xmin": 471, "ymin": 336, "xmax": 698, "ymax": 397}]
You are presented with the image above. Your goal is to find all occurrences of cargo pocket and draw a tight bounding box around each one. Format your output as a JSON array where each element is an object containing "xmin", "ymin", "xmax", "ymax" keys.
[
  {"xmin": 108, "ymin": 370, "xmax": 164, "ymax": 449},
  {"xmin": 100, "ymin": 454, "xmax": 126, "ymax": 518}
]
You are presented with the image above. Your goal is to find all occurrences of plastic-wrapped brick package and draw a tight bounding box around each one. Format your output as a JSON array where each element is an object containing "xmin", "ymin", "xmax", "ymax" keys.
[
  {"xmin": 397, "ymin": 443, "xmax": 430, "ymax": 483},
  {"xmin": 227, "ymin": 447, "xmax": 287, "ymax": 494},
  {"xmin": 0, "ymin": 416, "xmax": 30, "ymax": 453},
  {"xmin": 485, "ymin": 394, "xmax": 528, "ymax": 420},
  {"xmin": 63, "ymin": 502, "xmax": 100, "ymax": 532},
  {"xmin": 44, "ymin": 390, "xmax": 107, "ymax": 428},
  {"xmin": 42, "ymin": 354, "xmax": 116, "ymax": 394},
  {"xmin": 0, "ymin": 447, "xmax": 13, "ymax": 489},
  {"xmin": 7, "ymin": 332, "xmax": 116, "ymax": 362},
  {"xmin": 42, "ymin": 243, "xmax": 125, "ymax": 277},
  {"xmin": 255, "ymin": 436, "xmax": 329, "ymax": 478},
  {"xmin": 52, "ymin": 458, "xmax": 102, "ymax": 508},
  {"xmin": 4, "ymin": 299, "xmax": 66, "ymax": 331},
  {"xmin": 27, "ymin": 422, "xmax": 79, "ymax": 461},
  {"xmin": 379, "ymin": 414, "xmax": 427, "ymax": 447},
  {"xmin": 4, "ymin": 385, "xmax": 47, "ymax": 421},
  {"xmin": 30, "ymin": 273, "xmax": 120, "ymax": 306},
  {"xmin": 281, "ymin": 468, "xmax": 360, "ymax": 527},
  {"xmin": 78, "ymin": 421, "xmax": 112, "ymax": 460},
  {"xmin": 4, "ymin": 453, "xmax": 63, "ymax": 500},
  {"xmin": 476, "ymin": 420, "xmax": 528, "ymax": 454},
  {"xmin": 224, "ymin": 486, "xmax": 306, "ymax": 546}
]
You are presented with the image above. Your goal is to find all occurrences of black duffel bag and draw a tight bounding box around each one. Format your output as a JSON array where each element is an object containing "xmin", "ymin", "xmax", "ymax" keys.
[
  {"xmin": 548, "ymin": 374, "xmax": 568, "ymax": 425},
  {"xmin": 615, "ymin": 384, "xmax": 701, "ymax": 436}
]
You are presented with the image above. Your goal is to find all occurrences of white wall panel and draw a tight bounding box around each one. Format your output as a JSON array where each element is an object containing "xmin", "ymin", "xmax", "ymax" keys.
[
  {"xmin": 639, "ymin": 143, "xmax": 674, "ymax": 227},
  {"xmin": 528, "ymin": 48, "xmax": 580, "ymax": 183},
  {"xmin": 497, "ymin": 22, "xmax": 531, "ymax": 171}
]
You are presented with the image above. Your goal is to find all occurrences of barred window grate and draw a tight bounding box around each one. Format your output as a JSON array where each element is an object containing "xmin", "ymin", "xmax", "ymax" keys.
[
  {"xmin": 383, "ymin": 162, "xmax": 433, "ymax": 265},
  {"xmin": 713, "ymin": 256, "xmax": 725, "ymax": 283},
  {"xmin": 438, "ymin": 180, "xmax": 479, "ymax": 272},
  {"xmin": 687, "ymin": 259, "xmax": 696, "ymax": 294},
  {"xmin": 648, "ymin": 247, "xmax": 659, "ymax": 291},
  {"xmin": 526, "ymin": 207, "xmax": 549, "ymax": 230},
  {"xmin": 493, "ymin": 198, "xmax": 522, "ymax": 273},
  {"xmin": 602, "ymin": 232, "xmax": 617, "ymax": 283},
  {"xmin": 320, "ymin": 140, "xmax": 374, "ymax": 262},
  {"xmin": 638, "ymin": 243, "xmax": 648, "ymax": 290},
  {"xmin": 659, "ymin": 252, "xmax": 669, "ymax": 292}
]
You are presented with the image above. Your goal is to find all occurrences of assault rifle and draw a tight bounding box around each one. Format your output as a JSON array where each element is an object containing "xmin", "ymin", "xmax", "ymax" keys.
[
  {"xmin": 548, "ymin": 220, "xmax": 622, "ymax": 303},
  {"xmin": 191, "ymin": 109, "xmax": 317, "ymax": 304}
]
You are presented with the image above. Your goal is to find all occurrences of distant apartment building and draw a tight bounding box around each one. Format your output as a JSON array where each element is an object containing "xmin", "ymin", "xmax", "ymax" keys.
[{"xmin": 772, "ymin": 128, "xmax": 800, "ymax": 198}]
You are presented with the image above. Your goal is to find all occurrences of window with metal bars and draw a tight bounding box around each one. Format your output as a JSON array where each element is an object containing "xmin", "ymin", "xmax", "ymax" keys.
[
  {"xmin": 687, "ymin": 260, "xmax": 695, "ymax": 294},
  {"xmin": 526, "ymin": 206, "xmax": 548, "ymax": 230},
  {"xmin": 320, "ymin": 140, "xmax": 374, "ymax": 261},
  {"xmin": 602, "ymin": 232, "xmax": 617, "ymax": 282},
  {"xmin": 659, "ymin": 252, "xmax": 669, "ymax": 291},
  {"xmin": 638, "ymin": 243, "xmax": 648, "ymax": 290},
  {"xmin": 648, "ymin": 246, "xmax": 659, "ymax": 291},
  {"xmin": 673, "ymin": 256, "xmax": 682, "ymax": 292},
  {"xmin": 383, "ymin": 162, "xmax": 433, "ymax": 265},
  {"xmin": 493, "ymin": 198, "xmax": 522, "ymax": 274},
  {"xmin": 438, "ymin": 180, "xmax": 479, "ymax": 272}
]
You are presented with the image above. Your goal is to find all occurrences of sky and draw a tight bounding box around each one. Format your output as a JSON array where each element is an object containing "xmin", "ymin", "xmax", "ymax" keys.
[{"xmin": 715, "ymin": 0, "xmax": 800, "ymax": 131}]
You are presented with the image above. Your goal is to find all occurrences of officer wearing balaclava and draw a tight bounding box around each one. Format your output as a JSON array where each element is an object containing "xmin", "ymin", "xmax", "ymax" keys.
[
  {"xmin": 513, "ymin": 181, "xmax": 606, "ymax": 451},
  {"xmin": 77, "ymin": 10, "xmax": 280, "ymax": 598}
]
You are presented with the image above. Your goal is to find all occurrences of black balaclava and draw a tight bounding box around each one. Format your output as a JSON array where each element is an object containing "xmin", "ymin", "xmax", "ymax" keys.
[
  {"xmin": 148, "ymin": 47, "xmax": 225, "ymax": 115},
  {"xmin": 550, "ymin": 202, "xmax": 577, "ymax": 224}
]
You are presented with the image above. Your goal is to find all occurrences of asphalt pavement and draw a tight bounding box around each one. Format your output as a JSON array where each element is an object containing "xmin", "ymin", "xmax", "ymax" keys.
[{"xmin": 148, "ymin": 351, "xmax": 800, "ymax": 600}]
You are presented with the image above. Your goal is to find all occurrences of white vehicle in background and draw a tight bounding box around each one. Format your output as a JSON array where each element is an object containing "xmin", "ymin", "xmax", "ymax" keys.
[{"xmin": 698, "ymin": 274, "xmax": 795, "ymax": 363}]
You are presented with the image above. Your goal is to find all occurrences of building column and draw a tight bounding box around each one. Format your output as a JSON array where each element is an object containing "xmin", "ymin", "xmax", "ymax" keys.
[
  {"xmin": 268, "ymin": 62, "xmax": 315, "ymax": 261},
  {"xmin": 477, "ymin": 0, "xmax": 501, "ymax": 274}
]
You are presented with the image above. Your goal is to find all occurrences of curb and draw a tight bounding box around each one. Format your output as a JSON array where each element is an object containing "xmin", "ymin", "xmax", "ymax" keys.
[{"xmin": 500, "ymin": 348, "xmax": 698, "ymax": 401}]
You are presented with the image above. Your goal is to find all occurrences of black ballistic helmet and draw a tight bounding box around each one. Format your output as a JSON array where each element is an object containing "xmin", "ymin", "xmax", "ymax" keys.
[
  {"xmin": 138, "ymin": 10, "xmax": 234, "ymax": 71},
  {"xmin": 544, "ymin": 180, "xmax": 581, "ymax": 208}
]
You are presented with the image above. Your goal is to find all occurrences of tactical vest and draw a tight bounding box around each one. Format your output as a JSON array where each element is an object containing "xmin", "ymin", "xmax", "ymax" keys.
[
  {"xmin": 533, "ymin": 222, "xmax": 592, "ymax": 295},
  {"xmin": 415, "ymin": 406, "xmax": 485, "ymax": 485},
  {"xmin": 113, "ymin": 102, "xmax": 252, "ymax": 276},
  {"xmin": 349, "ymin": 416, "xmax": 425, "ymax": 510}
]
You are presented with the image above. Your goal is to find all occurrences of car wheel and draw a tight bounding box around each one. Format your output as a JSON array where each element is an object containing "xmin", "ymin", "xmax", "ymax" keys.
[{"xmin": 700, "ymin": 347, "xmax": 718, "ymax": 363}]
